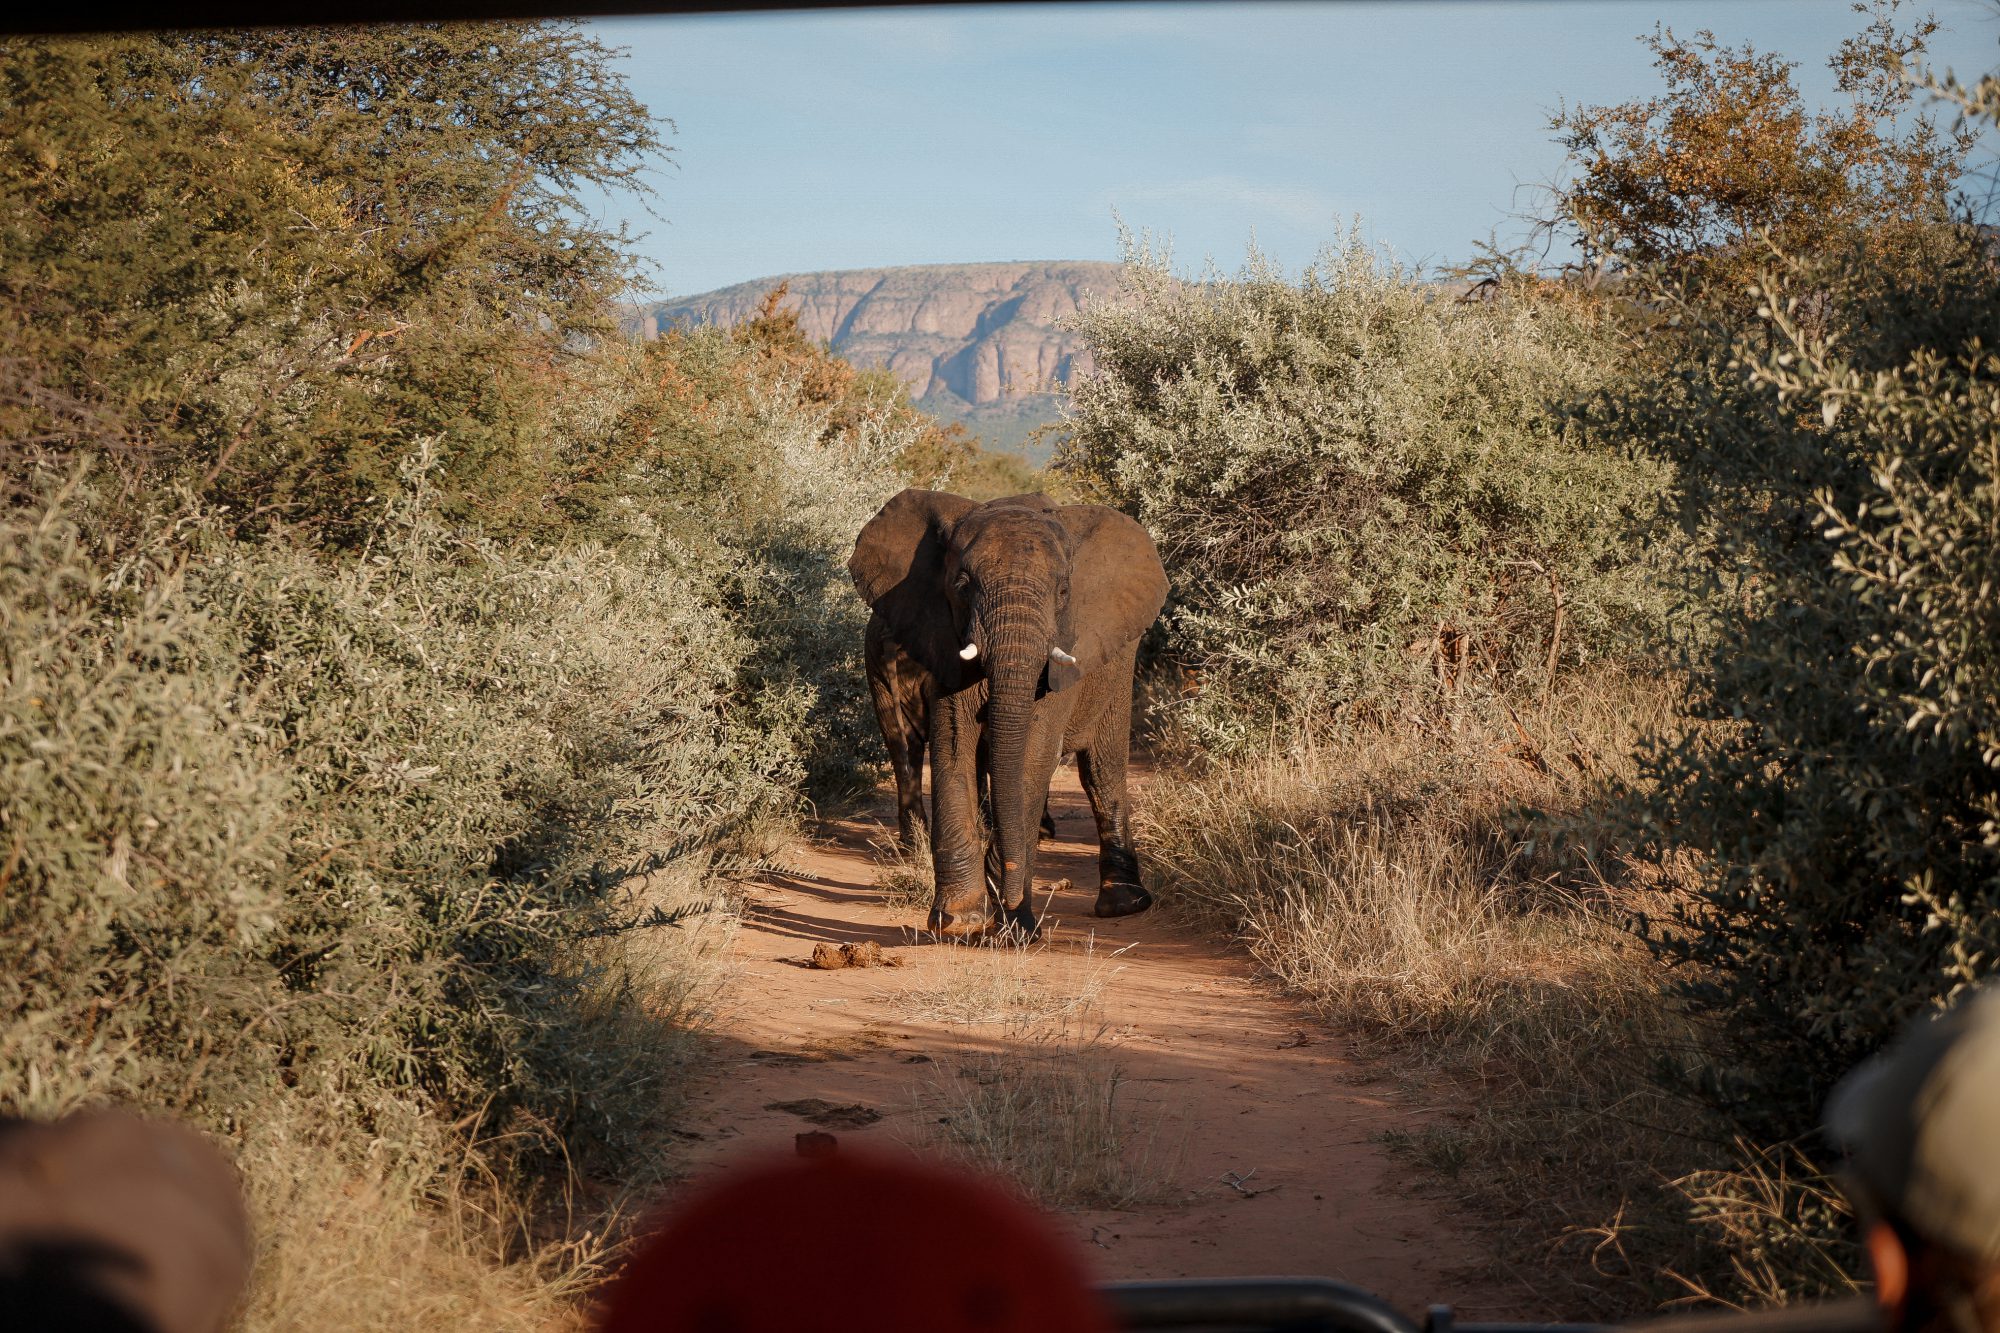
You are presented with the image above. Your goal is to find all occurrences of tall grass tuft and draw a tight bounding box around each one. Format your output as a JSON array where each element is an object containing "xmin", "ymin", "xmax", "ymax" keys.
[
  {"xmin": 921, "ymin": 1013, "xmax": 1182, "ymax": 1212},
  {"xmin": 1137, "ymin": 675, "xmax": 1728, "ymax": 1315}
]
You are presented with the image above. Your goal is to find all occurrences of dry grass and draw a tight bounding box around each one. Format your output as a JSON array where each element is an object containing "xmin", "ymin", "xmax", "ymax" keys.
[
  {"xmin": 918, "ymin": 1015, "xmax": 1184, "ymax": 1211},
  {"xmin": 865, "ymin": 884, "xmax": 1176, "ymax": 1210},
  {"xmin": 1147, "ymin": 675, "xmax": 1679, "ymax": 1051},
  {"xmin": 886, "ymin": 934, "xmax": 1126, "ymax": 1027},
  {"xmin": 869, "ymin": 823, "xmax": 936, "ymax": 911},
  {"xmin": 1141, "ymin": 673, "xmax": 1732, "ymax": 1317},
  {"xmin": 1664, "ymin": 1140, "xmax": 1863, "ymax": 1308},
  {"xmin": 237, "ymin": 1121, "xmax": 599, "ymax": 1333}
]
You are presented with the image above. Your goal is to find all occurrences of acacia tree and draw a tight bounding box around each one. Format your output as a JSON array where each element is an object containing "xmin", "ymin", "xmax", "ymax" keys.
[
  {"xmin": 1551, "ymin": 2, "xmax": 1968, "ymax": 290},
  {"xmin": 0, "ymin": 25, "xmax": 662, "ymax": 537}
]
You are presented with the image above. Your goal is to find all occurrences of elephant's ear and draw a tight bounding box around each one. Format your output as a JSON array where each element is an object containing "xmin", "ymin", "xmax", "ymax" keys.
[
  {"xmin": 1051, "ymin": 505, "xmax": 1168, "ymax": 685},
  {"xmin": 849, "ymin": 488, "xmax": 977, "ymax": 680}
]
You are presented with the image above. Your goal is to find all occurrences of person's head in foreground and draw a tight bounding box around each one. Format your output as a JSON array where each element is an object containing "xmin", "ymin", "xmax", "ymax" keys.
[
  {"xmin": 0, "ymin": 1110, "xmax": 251, "ymax": 1333},
  {"xmin": 596, "ymin": 1149, "xmax": 1111, "ymax": 1333},
  {"xmin": 1828, "ymin": 988, "xmax": 2000, "ymax": 1333}
]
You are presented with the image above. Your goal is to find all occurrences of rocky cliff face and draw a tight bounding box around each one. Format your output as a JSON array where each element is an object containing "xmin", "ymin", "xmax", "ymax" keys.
[{"xmin": 626, "ymin": 261, "xmax": 1124, "ymax": 412}]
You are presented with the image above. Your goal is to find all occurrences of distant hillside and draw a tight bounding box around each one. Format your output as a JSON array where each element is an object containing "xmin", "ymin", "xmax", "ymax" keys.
[{"xmin": 625, "ymin": 261, "xmax": 1126, "ymax": 461}]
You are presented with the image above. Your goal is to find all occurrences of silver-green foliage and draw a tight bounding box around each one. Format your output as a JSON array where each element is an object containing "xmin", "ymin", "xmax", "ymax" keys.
[
  {"xmin": 714, "ymin": 380, "xmax": 914, "ymax": 797},
  {"xmin": 1, "ymin": 486, "xmax": 288, "ymax": 1119},
  {"xmin": 0, "ymin": 419, "xmax": 880, "ymax": 1167},
  {"xmin": 1061, "ymin": 233, "xmax": 1671, "ymax": 749},
  {"xmin": 0, "ymin": 24, "xmax": 916, "ymax": 1295},
  {"xmin": 538, "ymin": 333, "xmax": 911, "ymax": 796}
]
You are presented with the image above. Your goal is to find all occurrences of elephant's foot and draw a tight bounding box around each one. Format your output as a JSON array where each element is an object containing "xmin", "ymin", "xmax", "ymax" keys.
[
  {"xmin": 928, "ymin": 899, "xmax": 1042, "ymax": 940},
  {"xmin": 1093, "ymin": 880, "xmax": 1153, "ymax": 919},
  {"xmin": 998, "ymin": 900, "xmax": 1040, "ymax": 939},
  {"xmin": 927, "ymin": 899, "xmax": 1001, "ymax": 939},
  {"xmin": 1039, "ymin": 810, "xmax": 1058, "ymax": 842}
]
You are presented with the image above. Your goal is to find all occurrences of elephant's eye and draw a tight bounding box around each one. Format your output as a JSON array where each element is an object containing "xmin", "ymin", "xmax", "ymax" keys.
[{"xmin": 953, "ymin": 572, "xmax": 972, "ymax": 594}]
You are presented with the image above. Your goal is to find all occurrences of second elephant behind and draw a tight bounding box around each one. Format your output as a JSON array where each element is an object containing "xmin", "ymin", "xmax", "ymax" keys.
[{"xmin": 849, "ymin": 489, "xmax": 1168, "ymax": 937}]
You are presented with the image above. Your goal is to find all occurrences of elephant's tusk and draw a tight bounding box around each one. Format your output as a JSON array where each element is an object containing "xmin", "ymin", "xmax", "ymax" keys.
[
  {"xmin": 960, "ymin": 641, "xmax": 980, "ymax": 661},
  {"xmin": 1049, "ymin": 645, "xmax": 1078, "ymax": 666}
]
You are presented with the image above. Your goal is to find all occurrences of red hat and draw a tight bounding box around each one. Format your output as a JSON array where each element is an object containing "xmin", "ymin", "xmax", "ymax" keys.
[{"xmin": 596, "ymin": 1151, "xmax": 1112, "ymax": 1333}]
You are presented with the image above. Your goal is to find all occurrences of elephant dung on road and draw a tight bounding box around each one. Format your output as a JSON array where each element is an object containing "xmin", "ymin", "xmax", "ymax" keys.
[{"xmin": 849, "ymin": 489, "xmax": 1168, "ymax": 937}]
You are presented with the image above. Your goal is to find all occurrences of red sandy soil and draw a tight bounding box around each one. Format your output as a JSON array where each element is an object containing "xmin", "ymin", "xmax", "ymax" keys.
[{"xmin": 667, "ymin": 762, "xmax": 1528, "ymax": 1320}]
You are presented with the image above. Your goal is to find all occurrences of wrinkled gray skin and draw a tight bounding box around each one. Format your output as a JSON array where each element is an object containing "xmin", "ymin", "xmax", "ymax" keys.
[
  {"xmin": 864, "ymin": 617, "xmax": 1057, "ymax": 851},
  {"xmin": 850, "ymin": 489, "xmax": 1168, "ymax": 936}
]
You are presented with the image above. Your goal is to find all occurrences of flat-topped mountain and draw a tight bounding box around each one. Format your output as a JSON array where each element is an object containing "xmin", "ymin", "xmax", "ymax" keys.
[{"xmin": 625, "ymin": 261, "xmax": 1126, "ymax": 457}]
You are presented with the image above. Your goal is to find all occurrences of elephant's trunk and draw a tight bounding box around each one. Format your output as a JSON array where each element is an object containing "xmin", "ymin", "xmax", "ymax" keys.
[{"xmin": 980, "ymin": 595, "xmax": 1048, "ymax": 914}]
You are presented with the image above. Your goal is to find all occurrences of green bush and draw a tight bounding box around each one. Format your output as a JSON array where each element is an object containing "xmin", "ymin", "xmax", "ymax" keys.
[
  {"xmin": 0, "ymin": 483, "xmax": 290, "ymax": 1120},
  {"xmin": 0, "ymin": 20, "xmax": 915, "ymax": 1171},
  {"xmin": 222, "ymin": 451, "xmax": 803, "ymax": 1154},
  {"xmin": 1060, "ymin": 233, "xmax": 1672, "ymax": 751},
  {"xmin": 0, "ymin": 454, "xmax": 797, "ymax": 1162},
  {"xmin": 0, "ymin": 20, "xmax": 925, "ymax": 1323},
  {"xmin": 1609, "ymin": 218, "xmax": 2000, "ymax": 1134},
  {"xmin": 718, "ymin": 383, "xmax": 913, "ymax": 797},
  {"xmin": 537, "ymin": 327, "xmax": 914, "ymax": 795},
  {"xmin": 1541, "ymin": 7, "xmax": 2000, "ymax": 1136}
]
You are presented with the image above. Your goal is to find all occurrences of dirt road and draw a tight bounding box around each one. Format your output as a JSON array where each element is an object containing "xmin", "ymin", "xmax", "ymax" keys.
[{"xmin": 670, "ymin": 761, "xmax": 1521, "ymax": 1319}]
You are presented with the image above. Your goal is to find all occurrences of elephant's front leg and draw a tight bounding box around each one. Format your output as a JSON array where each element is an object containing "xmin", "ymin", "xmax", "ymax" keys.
[
  {"xmin": 974, "ymin": 764, "xmax": 1058, "ymax": 899},
  {"xmin": 874, "ymin": 682, "xmax": 927, "ymax": 852},
  {"xmin": 867, "ymin": 619, "xmax": 930, "ymax": 851},
  {"xmin": 927, "ymin": 684, "xmax": 993, "ymax": 936}
]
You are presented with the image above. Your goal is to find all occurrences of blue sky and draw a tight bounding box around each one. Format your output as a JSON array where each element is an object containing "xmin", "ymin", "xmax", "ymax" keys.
[{"xmin": 583, "ymin": 1, "xmax": 2000, "ymax": 299}]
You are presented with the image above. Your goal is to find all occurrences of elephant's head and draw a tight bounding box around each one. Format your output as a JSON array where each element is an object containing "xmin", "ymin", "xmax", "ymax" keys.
[{"xmin": 849, "ymin": 489, "xmax": 1167, "ymax": 928}]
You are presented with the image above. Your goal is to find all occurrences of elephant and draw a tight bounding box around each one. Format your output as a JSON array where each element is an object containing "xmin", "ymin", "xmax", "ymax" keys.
[
  {"xmin": 864, "ymin": 616, "xmax": 1059, "ymax": 851},
  {"xmin": 849, "ymin": 489, "xmax": 1168, "ymax": 937}
]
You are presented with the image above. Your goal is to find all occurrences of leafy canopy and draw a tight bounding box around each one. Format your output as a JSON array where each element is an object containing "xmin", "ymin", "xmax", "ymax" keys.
[
  {"xmin": 1551, "ymin": 1, "xmax": 1968, "ymax": 287},
  {"xmin": 0, "ymin": 25, "xmax": 660, "ymax": 537}
]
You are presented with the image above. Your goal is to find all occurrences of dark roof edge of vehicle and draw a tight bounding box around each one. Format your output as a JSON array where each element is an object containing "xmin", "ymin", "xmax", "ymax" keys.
[{"xmin": 13, "ymin": 0, "xmax": 1573, "ymax": 39}]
